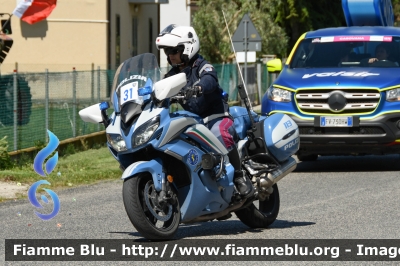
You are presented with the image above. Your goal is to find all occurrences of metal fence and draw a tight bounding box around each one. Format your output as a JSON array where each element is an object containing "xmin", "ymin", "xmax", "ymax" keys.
[{"xmin": 0, "ymin": 63, "xmax": 273, "ymax": 152}]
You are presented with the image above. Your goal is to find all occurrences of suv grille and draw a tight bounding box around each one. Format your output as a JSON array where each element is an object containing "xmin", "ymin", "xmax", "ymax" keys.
[
  {"xmin": 295, "ymin": 89, "xmax": 380, "ymax": 115},
  {"xmin": 299, "ymin": 126, "xmax": 385, "ymax": 135}
]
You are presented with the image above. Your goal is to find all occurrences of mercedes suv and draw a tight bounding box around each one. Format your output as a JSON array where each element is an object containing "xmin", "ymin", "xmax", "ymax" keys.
[{"xmin": 261, "ymin": 15, "xmax": 400, "ymax": 161}]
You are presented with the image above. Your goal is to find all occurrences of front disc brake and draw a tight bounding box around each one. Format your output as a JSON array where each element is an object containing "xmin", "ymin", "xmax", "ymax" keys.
[{"xmin": 144, "ymin": 182, "xmax": 172, "ymax": 221}]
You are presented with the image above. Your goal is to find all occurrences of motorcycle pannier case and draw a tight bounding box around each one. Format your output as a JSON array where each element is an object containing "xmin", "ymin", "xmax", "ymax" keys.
[{"xmin": 246, "ymin": 113, "xmax": 299, "ymax": 163}]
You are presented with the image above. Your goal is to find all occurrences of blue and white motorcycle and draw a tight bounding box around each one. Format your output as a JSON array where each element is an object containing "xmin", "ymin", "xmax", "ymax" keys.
[{"xmin": 79, "ymin": 53, "xmax": 300, "ymax": 240}]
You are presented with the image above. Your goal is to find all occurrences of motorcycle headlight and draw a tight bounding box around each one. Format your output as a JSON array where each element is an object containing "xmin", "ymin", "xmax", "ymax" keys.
[
  {"xmin": 386, "ymin": 88, "xmax": 400, "ymax": 102},
  {"xmin": 106, "ymin": 134, "xmax": 127, "ymax": 152},
  {"xmin": 132, "ymin": 116, "xmax": 160, "ymax": 147},
  {"xmin": 268, "ymin": 86, "xmax": 292, "ymax": 102}
]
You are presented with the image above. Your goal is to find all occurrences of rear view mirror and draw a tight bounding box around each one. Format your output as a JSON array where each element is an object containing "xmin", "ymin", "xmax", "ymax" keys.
[
  {"xmin": 79, "ymin": 103, "xmax": 103, "ymax": 124},
  {"xmin": 153, "ymin": 73, "xmax": 186, "ymax": 101},
  {"xmin": 267, "ymin": 58, "xmax": 282, "ymax": 73}
]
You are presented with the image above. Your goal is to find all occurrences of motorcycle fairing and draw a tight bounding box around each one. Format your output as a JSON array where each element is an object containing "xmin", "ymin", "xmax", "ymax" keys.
[
  {"xmin": 157, "ymin": 117, "xmax": 199, "ymax": 147},
  {"xmin": 107, "ymin": 113, "xmax": 121, "ymax": 134},
  {"xmin": 156, "ymin": 138, "xmax": 235, "ymax": 222},
  {"xmin": 121, "ymin": 158, "xmax": 164, "ymax": 191},
  {"xmin": 184, "ymin": 124, "xmax": 229, "ymax": 155},
  {"xmin": 135, "ymin": 101, "xmax": 164, "ymax": 129},
  {"xmin": 160, "ymin": 139, "xmax": 203, "ymax": 173},
  {"xmin": 178, "ymin": 164, "xmax": 235, "ymax": 222}
]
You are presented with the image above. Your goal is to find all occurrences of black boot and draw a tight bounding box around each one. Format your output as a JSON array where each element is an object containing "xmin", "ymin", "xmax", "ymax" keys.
[{"xmin": 234, "ymin": 170, "xmax": 254, "ymax": 198}]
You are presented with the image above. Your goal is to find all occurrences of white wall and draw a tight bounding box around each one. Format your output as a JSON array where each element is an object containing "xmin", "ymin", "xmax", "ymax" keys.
[
  {"xmin": 159, "ymin": 0, "xmax": 191, "ymax": 69},
  {"xmin": 0, "ymin": 0, "xmax": 108, "ymax": 73},
  {"xmin": 0, "ymin": 0, "xmax": 191, "ymax": 73}
]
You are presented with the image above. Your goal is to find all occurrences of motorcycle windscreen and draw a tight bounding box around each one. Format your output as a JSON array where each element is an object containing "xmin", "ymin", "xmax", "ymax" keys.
[{"xmin": 110, "ymin": 53, "xmax": 162, "ymax": 112}]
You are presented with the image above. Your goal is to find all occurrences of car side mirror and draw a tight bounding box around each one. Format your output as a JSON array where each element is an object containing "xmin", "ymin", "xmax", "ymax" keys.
[{"xmin": 266, "ymin": 58, "xmax": 282, "ymax": 73}]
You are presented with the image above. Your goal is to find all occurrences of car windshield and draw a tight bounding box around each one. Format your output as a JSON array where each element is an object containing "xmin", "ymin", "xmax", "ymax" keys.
[
  {"xmin": 110, "ymin": 53, "xmax": 162, "ymax": 110},
  {"xmin": 290, "ymin": 36, "xmax": 400, "ymax": 68}
]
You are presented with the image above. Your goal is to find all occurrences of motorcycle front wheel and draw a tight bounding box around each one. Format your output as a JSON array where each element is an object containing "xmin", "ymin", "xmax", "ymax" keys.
[
  {"xmin": 235, "ymin": 183, "xmax": 280, "ymax": 228},
  {"xmin": 122, "ymin": 172, "xmax": 180, "ymax": 240}
]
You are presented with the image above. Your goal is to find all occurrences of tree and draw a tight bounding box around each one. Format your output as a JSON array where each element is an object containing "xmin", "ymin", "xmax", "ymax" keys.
[
  {"xmin": 192, "ymin": 0, "xmax": 288, "ymax": 63},
  {"xmin": 273, "ymin": 0, "xmax": 346, "ymax": 55},
  {"xmin": 393, "ymin": 0, "xmax": 400, "ymax": 25},
  {"xmin": 193, "ymin": 0, "xmax": 399, "ymax": 63}
]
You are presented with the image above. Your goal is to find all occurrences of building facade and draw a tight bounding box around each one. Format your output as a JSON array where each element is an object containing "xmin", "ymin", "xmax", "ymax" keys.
[{"xmin": 0, "ymin": 0, "xmax": 194, "ymax": 74}]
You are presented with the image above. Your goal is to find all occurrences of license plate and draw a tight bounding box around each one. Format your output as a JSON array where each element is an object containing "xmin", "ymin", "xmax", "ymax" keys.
[{"xmin": 320, "ymin": 116, "xmax": 353, "ymax": 127}]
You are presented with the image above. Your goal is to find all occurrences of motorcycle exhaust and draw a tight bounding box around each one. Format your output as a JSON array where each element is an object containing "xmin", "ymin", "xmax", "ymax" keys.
[{"xmin": 259, "ymin": 157, "xmax": 297, "ymax": 188}]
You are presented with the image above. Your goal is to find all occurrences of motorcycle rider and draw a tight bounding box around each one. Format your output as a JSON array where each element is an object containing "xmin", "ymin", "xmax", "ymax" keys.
[{"xmin": 155, "ymin": 24, "xmax": 254, "ymax": 198}]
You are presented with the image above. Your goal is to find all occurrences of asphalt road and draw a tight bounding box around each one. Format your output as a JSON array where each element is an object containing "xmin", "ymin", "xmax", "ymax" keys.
[{"xmin": 1, "ymin": 154, "xmax": 400, "ymax": 265}]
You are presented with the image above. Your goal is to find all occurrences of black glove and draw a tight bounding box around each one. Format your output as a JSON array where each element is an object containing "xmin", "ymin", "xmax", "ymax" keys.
[
  {"xmin": 185, "ymin": 86, "xmax": 202, "ymax": 100},
  {"xmin": 170, "ymin": 98, "xmax": 180, "ymax": 104}
]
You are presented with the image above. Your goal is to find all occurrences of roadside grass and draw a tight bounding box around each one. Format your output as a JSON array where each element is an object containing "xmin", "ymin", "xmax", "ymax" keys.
[{"xmin": 0, "ymin": 147, "xmax": 121, "ymax": 202}]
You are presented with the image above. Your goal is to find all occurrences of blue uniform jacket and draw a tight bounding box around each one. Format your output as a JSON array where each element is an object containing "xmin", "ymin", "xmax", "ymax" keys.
[{"xmin": 165, "ymin": 54, "xmax": 228, "ymax": 119}]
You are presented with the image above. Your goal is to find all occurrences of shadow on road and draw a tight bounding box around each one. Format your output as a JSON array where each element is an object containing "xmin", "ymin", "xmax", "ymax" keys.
[
  {"xmin": 295, "ymin": 154, "xmax": 400, "ymax": 172},
  {"xmin": 269, "ymin": 220, "xmax": 315, "ymax": 229},
  {"xmin": 109, "ymin": 219, "xmax": 315, "ymax": 240}
]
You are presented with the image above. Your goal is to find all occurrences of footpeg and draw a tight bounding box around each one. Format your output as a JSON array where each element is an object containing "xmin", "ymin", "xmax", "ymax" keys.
[{"xmin": 248, "ymin": 159, "xmax": 267, "ymax": 170}]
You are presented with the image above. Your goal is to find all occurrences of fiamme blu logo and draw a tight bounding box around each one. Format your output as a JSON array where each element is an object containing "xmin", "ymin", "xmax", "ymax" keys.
[{"xmin": 28, "ymin": 130, "xmax": 60, "ymax": 220}]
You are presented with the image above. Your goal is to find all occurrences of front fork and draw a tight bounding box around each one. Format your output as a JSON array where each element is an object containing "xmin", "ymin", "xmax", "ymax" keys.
[
  {"xmin": 158, "ymin": 177, "xmax": 176, "ymax": 206},
  {"xmin": 121, "ymin": 158, "xmax": 175, "ymax": 205}
]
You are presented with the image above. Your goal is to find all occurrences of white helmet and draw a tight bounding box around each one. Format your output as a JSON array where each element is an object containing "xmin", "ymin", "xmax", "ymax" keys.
[{"xmin": 155, "ymin": 24, "xmax": 200, "ymax": 64}]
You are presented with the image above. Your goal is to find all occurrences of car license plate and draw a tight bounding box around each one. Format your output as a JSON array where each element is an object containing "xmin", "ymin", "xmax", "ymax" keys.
[{"xmin": 320, "ymin": 116, "xmax": 353, "ymax": 127}]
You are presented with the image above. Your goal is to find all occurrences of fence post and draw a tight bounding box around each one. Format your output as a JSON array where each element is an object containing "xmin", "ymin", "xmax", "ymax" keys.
[
  {"xmin": 72, "ymin": 67, "xmax": 76, "ymax": 137},
  {"xmin": 97, "ymin": 66, "xmax": 100, "ymax": 131},
  {"xmin": 45, "ymin": 69, "xmax": 49, "ymax": 142},
  {"xmin": 257, "ymin": 63, "xmax": 262, "ymax": 105},
  {"xmin": 13, "ymin": 69, "xmax": 17, "ymax": 151},
  {"xmin": 91, "ymin": 63, "xmax": 94, "ymax": 102}
]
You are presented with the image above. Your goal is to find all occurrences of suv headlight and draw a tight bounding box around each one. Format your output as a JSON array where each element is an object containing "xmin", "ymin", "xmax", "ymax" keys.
[
  {"xmin": 106, "ymin": 134, "xmax": 127, "ymax": 152},
  {"xmin": 267, "ymin": 86, "xmax": 292, "ymax": 102},
  {"xmin": 132, "ymin": 116, "xmax": 160, "ymax": 147},
  {"xmin": 386, "ymin": 88, "xmax": 400, "ymax": 102}
]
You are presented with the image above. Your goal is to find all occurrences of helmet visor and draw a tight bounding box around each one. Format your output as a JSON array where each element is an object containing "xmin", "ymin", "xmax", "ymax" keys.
[
  {"xmin": 159, "ymin": 24, "xmax": 178, "ymax": 35},
  {"xmin": 164, "ymin": 46, "xmax": 184, "ymax": 56}
]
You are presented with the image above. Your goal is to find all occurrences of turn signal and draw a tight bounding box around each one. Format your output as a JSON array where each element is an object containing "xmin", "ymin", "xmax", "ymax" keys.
[{"xmin": 167, "ymin": 175, "xmax": 174, "ymax": 183}]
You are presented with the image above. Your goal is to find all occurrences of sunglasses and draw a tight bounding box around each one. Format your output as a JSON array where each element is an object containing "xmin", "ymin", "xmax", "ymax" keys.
[{"xmin": 164, "ymin": 47, "xmax": 183, "ymax": 56}]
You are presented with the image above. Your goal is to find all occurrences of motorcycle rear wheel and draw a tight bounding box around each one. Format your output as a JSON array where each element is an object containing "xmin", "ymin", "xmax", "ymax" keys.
[
  {"xmin": 235, "ymin": 183, "xmax": 280, "ymax": 228},
  {"xmin": 123, "ymin": 173, "xmax": 180, "ymax": 240}
]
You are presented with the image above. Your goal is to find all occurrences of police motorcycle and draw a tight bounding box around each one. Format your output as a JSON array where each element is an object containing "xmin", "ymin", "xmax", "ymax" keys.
[{"xmin": 79, "ymin": 53, "xmax": 300, "ymax": 240}]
